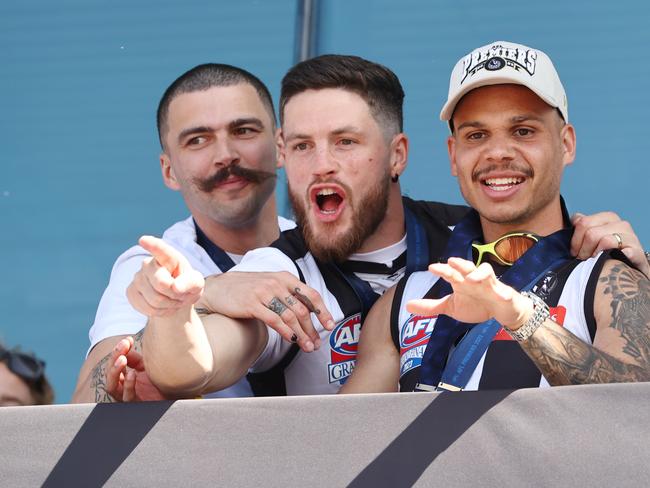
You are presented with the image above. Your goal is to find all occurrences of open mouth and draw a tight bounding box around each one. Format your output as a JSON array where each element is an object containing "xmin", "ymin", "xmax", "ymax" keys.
[
  {"xmin": 315, "ymin": 188, "xmax": 343, "ymax": 214},
  {"xmin": 310, "ymin": 185, "xmax": 346, "ymax": 220},
  {"xmin": 482, "ymin": 176, "xmax": 524, "ymax": 192}
]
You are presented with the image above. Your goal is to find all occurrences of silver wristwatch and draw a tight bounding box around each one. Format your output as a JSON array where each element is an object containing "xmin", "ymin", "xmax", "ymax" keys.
[{"xmin": 503, "ymin": 291, "xmax": 550, "ymax": 342}]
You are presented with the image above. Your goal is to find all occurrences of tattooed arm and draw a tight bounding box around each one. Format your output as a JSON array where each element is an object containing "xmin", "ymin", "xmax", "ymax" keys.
[
  {"xmin": 406, "ymin": 257, "xmax": 650, "ymax": 386},
  {"xmin": 71, "ymin": 333, "xmax": 135, "ymax": 403},
  {"xmin": 521, "ymin": 260, "xmax": 650, "ymax": 385}
]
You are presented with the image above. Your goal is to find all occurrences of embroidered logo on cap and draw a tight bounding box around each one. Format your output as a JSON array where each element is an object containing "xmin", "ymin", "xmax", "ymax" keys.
[{"xmin": 485, "ymin": 57, "xmax": 506, "ymax": 71}]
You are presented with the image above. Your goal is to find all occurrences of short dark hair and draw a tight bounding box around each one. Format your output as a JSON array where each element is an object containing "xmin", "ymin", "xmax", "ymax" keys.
[
  {"xmin": 156, "ymin": 63, "xmax": 276, "ymax": 149},
  {"xmin": 280, "ymin": 54, "xmax": 404, "ymax": 136}
]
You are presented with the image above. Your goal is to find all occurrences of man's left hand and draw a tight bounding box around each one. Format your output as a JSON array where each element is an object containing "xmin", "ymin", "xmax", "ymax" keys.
[{"xmin": 571, "ymin": 211, "xmax": 649, "ymax": 278}]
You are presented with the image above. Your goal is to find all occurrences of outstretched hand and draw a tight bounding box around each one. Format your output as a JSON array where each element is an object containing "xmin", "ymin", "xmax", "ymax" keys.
[
  {"xmin": 127, "ymin": 236, "xmax": 205, "ymax": 317},
  {"xmin": 406, "ymin": 257, "xmax": 532, "ymax": 330}
]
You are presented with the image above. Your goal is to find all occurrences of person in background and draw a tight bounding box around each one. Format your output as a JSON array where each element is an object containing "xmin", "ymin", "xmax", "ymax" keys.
[{"xmin": 0, "ymin": 342, "xmax": 54, "ymax": 406}]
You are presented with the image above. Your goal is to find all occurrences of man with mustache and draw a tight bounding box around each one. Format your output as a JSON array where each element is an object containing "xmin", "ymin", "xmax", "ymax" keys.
[
  {"xmin": 71, "ymin": 63, "xmax": 295, "ymax": 402},
  {"xmin": 341, "ymin": 41, "xmax": 650, "ymax": 394},
  {"xmin": 128, "ymin": 54, "xmax": 648, "ymax": 399}
]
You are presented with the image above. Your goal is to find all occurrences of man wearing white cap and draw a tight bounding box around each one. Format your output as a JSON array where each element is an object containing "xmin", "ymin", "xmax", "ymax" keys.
[{"xmin": 342, "ymin": 41, "xmax": 650, "ymax": 394}]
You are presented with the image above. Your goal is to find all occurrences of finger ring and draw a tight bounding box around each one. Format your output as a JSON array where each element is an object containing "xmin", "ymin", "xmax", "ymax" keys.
[
  {"xmin": 267, "ymin": 297, "xmax": 287, "ymax": 315},
  {"xmin": 612, "ymin": 232, "xmax": 623, "ymax": 250}
]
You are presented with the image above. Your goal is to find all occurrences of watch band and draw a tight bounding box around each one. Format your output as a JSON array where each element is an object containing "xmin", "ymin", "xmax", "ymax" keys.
[{"xmin": 503, "ymin": 291, "xmax": 550, "ymax": 342}]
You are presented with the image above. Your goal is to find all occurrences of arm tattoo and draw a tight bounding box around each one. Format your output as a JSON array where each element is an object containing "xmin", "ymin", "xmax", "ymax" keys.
[
  {"xmin": 600, "ymin": 264, "xmax": 650, "ymax": 363},
  {"xmin": 522, "ymin": 263, "xmax": 650, "ymax": 385},
  {"xmin": 90, "ymin": 330, "xmax": 145, "ymax": 403},
  {"xmin": 90, "ymin": 354, "xmax": 115, "ymax": 403}
]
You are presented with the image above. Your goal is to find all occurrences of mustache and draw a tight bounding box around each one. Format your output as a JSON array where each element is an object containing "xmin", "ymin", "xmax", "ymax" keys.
[
  {"xmin": 472, "ymin": 163, "xmax": 533, "ymax": 182},
  {"xmin": 194, "ymin": 164, "xmax": 276, "ymax": 192}
]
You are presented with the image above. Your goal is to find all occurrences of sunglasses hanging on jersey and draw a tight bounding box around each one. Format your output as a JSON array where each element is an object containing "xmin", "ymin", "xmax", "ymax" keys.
[
  {"xmin": 471, "ymin": 232, "xmax": 540, "ymax": 267},
  {"xmin": 0, "ymin": 344, "xmax": 46, "ymax": 383}
]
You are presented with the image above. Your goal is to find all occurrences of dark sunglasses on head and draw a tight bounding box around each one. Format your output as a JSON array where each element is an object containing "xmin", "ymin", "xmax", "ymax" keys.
[
  {"xmin": 471, "ymin": 232, "xmax": 539, "ymax": 266},
  {"xmin": 0, "ymin": 345, "xmax": 45, "ymax": 383}
]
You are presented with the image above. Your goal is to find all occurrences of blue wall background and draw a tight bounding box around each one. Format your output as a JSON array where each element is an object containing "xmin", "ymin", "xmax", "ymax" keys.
[{"xmin": 2, "ymin": 0, "xmax": 648, "ymax": 402}]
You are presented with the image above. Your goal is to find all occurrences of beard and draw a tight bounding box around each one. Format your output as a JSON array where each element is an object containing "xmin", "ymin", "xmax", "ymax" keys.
[{"xmin": 289, "ymin": 171, "xmax": 391, "ymax": 264}]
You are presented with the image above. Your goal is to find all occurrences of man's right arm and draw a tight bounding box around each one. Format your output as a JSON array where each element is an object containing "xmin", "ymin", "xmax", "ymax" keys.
[
  {"xmin": 143, "ymin": 307, "xmax": 268, "ymax": 397},
  {"xmin": 130, "ymin": 236, "xmax": 336, "ymax": 397},
  {"xmin": 127, "ymin": 236, "xmax": 269, "ymax": 396}
]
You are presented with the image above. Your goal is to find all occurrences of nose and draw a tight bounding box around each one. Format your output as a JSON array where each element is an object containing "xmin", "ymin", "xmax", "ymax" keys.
[
  {"xmin": 312, "ymin": 144, "xmax": 339, "ymax": 178},
  {"xmin": 483, "ymin": 132, "xmax": 516, "ymax": 163},
  {"xmin": 212, "ymin": 137, "xmax": 239, "ymax": 167}
]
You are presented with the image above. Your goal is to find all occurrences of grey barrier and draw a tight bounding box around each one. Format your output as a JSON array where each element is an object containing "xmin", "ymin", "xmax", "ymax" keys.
[{"xmin": 2, "ymin": 383, "xmax": 649, "ymax": 487}]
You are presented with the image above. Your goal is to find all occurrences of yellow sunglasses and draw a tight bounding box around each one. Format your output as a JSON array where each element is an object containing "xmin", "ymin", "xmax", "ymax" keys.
[{"xmin": 471, "ymin": 232, "xmax": 539, "ymax": 266}]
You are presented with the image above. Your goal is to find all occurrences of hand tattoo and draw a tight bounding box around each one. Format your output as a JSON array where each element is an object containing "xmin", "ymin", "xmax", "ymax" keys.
[{"xmin": 293, "ymin": 287, "xmax": 320, "ymax": 315}]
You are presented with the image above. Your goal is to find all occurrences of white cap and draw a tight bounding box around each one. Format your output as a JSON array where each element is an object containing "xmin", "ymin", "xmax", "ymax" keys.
[{"xmin": 440, "ymin": 41, "xmax": 568, "ymax": 123}]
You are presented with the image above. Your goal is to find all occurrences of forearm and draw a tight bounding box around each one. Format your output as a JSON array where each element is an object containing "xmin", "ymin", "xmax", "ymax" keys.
[
  {"xmin": 143, "ymin": 306, "xmax": 215, "ymax": 398},
  {"xmin": 72, "ymin": 354, "xmax": 114, "ymax": 403},
  {"xmin": 520, "ymin": 320, "xmax": 650, "ymax": 385},
  {"xmin": 71, "ymin": 333, "xmax": 138, "ymax": 403},
  {"xmin": 339, "ymin": 362, "xmax": 399, "ymax": 394}
]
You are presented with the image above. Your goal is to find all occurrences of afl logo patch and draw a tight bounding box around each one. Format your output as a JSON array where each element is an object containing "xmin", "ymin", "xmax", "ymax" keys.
[
  {"xmin": 399, "ymin": 314, "xmax": 437, "ymax": 377},
  {"xmin": 485, "ymin": 57, "xmax": 506, "ymax": 71},
  {"xmin": 328, "ymin": 313, "xmax": 361, "ymax": 385},
  {"xmin": 400, "ymin": 315, "xmax": 436, "ymax": 350}
]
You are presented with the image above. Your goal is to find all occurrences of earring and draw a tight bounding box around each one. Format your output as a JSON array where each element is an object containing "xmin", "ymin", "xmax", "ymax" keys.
[{"xmin": 391, "ymin": 173, "xmax": 399, "ymax": 183}]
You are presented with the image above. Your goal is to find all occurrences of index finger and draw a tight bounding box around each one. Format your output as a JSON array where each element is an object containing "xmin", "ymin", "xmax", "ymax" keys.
[{"xmin": 139, "ymin": 235, "xmax": 185, "ymax": 275}]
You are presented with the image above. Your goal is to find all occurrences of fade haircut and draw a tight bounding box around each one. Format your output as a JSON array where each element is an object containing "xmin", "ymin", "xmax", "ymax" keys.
[
  {"xmin": 280, "ymin": 54, "xmax": 404, "ymax": 137},
  {"xmin": 156, "ymin": 63, "xmax": 276, "ymax": 149}
]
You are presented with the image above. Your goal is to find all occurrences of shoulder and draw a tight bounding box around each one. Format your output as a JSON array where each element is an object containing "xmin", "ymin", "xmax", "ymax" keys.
[
  {"xmin": 597, "ymin": 253, "xmax": 649, "ymax": 297},
  {"xmin": 234, "ymin": 245, "xmax": 300, "ymax": 275},
  {"xmin": 591, "ymin": 252, "xmax": 650, "ymax": 368},
  {"xmin": 402, "ymin": 196, "xmax": 470, "ymax": 227},
  {"xmin": 277, "ymin": 216, "xmax": 296, "ymax": 231},
  {"xmin": 271, "ymin": 227, "xmax": 309, "ymax": 261}
]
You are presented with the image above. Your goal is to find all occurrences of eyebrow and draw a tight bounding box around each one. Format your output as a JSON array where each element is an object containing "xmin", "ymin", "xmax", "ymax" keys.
[
  {"xmin": 177, "ymin": 118, "xmax": 266, "ymax": 144},
  {"xmin": 509, "ymin": 114, "xmax": 545, "ymax": 124},
  {"xmin": 284, "ymin": 125, "xmax": 363, "ymax": 143},
  {"xmin": 177, "ymin": 126, "xmax": 213, "ymax": 144},
  {"xmin": 455, "ymin": 114, "xmax": 546, "ymax": 132},
  {"xmin": 455, "ymin": 120, "xmax": 485, "ymax": 132},
  {"xmin": 228, "ymin": 117, "xmax": 265, "ymax": 131}
]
